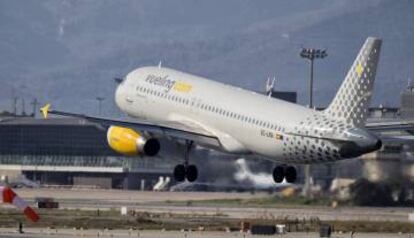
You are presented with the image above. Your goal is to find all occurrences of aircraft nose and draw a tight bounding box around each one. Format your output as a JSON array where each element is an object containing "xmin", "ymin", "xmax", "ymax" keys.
[{"xmin": 115, "ymin": 84, "xmax": 123, "ymax": 108}]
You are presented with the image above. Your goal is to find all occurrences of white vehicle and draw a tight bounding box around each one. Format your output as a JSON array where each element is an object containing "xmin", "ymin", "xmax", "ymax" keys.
[
  {"xmin": 153, "ymin": 176, "xmax": 171, "ymax": 191},
  {"xmin": 41, "ymin": 37, "xmax": 411, "ymax": 184}
]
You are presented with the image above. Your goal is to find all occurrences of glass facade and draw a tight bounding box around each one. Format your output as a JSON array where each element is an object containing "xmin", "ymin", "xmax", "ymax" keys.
[
  {"xmin": 0, "ymin": 124, "xmax": 116, "ymax": 156},
  {"xmin": 0, "ymin": 118, "xmax": 171, "ymax": 172}
]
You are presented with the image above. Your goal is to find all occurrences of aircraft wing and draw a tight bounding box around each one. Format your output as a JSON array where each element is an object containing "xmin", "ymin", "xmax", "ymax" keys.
[{"xmin": 40, "ymin": 104, "xmax": 221, "ymax": 147}]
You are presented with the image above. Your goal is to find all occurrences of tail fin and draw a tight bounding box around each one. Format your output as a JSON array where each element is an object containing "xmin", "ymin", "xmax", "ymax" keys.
[{"xmin": 324, "ymin": 37, "xmax": 382, "ymax": 127}]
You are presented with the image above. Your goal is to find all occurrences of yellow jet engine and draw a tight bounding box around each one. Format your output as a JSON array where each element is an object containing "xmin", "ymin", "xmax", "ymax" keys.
[{"xmin": 107, "ymin": 126, "xmax": 160, "ymax": 156}]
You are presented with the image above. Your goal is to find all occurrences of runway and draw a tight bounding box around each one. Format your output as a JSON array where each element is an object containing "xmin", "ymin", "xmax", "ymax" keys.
[
  {"xmin": 13, "ymin": 188, "xmax": 414, "ymax": 222},
  {"xmin": 0, "ymin": 228, "xmax": 412, "ymax": 238},
  {"xmin": 15, "ymin": 188, "xmax": 267, "ymax": 203}
]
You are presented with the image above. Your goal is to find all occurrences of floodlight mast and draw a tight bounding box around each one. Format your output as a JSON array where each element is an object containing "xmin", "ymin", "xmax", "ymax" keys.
[
  {"xmin": 300, "ymin": 48, "xmax": 327, "ymax": 197},
  {"xmin": 300, "ymin": 48, "xmax": 327, "ymax": 108}
]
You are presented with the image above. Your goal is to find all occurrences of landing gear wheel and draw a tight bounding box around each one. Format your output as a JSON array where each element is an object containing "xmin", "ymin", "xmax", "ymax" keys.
[
  {"xmin": 273, "ymin": 166, "xmax": 285, "ymax": 183},
  {"xmin": 186, "ymin": 165, "xmax": 198, "ymax": 182},
  {"xmin": 173, "ymin": 164, "xmax": 186, "ymax": 182},
  {"xmin": 174, "ymin": 140, "xmax": 198, "ymax": 183},
  {"xmin": 284, "ymin": 166, "xmax": 297, "ymax": 183}
]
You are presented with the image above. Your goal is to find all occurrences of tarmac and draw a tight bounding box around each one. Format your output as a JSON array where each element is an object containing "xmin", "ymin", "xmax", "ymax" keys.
[
  {"xmin": 15, "ymin": 188, "xmax": 268, "ymax": 203},
  {"xmin": 0, "ymin": 228, "xmax": 413, "ymax": 238},
  {"xmin": 1, "ymin": 188, "xmax": 414, "ymax": 236},
  {"xmin": 13, "ymin": 188, "xmax": 414, "ymax": 222}
]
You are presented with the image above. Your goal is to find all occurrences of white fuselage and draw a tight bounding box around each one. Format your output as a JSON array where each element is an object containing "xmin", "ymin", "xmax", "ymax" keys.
[{"xmin": 115, "ymin": 67, "xmax": 380, "ymax": 164}]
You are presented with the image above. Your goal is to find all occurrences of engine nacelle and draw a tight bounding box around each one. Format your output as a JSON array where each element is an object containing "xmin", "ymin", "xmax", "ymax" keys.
[{"xmin": 107, "ymin": 126, "xmax": 160, "ymax": 156}]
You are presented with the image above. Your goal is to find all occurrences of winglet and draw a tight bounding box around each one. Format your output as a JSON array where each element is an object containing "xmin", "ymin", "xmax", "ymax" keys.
[{"xmin": 40, "ymin": 103, "xmax": 51, "ymax": 119}]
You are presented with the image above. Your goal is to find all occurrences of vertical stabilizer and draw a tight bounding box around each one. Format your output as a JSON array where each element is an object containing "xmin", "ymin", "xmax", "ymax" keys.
[{"xmin": 324, "ymin": 37, "xmax": 382, "ymax": 127}]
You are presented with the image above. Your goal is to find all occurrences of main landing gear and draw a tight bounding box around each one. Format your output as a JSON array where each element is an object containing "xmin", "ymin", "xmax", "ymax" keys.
[
  {"xmin": 173, "ymin": 140, "xmax": 198, "ymax": 182},
  {"xmin": 273, "ymin": 165, "xmax": 297, "ymax": 183}
]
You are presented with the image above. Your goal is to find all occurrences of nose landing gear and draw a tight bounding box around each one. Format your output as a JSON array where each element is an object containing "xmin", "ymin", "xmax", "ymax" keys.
[
  {"xmin": 272, "ymin": 165, "xmax": 297, "ymax": 183},
  {"xmin": 173, "ymin": 140, "xmax": 198, "ymax": 182}
]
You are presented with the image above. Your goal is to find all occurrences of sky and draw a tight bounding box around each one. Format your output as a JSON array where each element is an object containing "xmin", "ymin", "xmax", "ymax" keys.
[{"xmin": 0, "ymin": 0, "xmax": 413, "ymax": 116}]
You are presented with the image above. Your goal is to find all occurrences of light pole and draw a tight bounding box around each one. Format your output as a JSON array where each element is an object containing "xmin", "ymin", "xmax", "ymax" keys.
[
  {"xmin": 300, "ymin": 48, "xmax": 327, "ymax": 108},
  {"xmin": 12, "ymin": 97, "xmax": 18, "ymax": 116},
  {"xmin": 300, "ymin": 47, "xmax": 327, "ymax": 197},
  {"xmin": 96, "ymin": 97, "xmax": 105, "ymax": 115},
  {"xmin": 30, "ymin": 98, "xmax": 39, "ymax": 117}
]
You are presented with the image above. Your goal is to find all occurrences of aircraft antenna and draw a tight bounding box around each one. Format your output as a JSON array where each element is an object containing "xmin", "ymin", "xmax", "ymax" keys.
[
  {"xmin": 158, "ymin": 61, "xmax": 162, "ymax": 68},
  {"xmin": 265, "ymin": 76, "xmax": 276, "ymax": 98}
]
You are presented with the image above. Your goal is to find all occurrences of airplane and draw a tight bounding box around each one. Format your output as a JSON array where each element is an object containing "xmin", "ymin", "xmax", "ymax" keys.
[{"xmin": 40, "ymin": 37, "xmax": 411, "ymax": 185}]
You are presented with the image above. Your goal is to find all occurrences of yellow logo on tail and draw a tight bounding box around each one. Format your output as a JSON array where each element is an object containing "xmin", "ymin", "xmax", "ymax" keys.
[
  {"xmin": 356, "ymin": 62, "xmax": 363, "ymax": 78},
  {"xmin": 40, "ymin": 104, "xmax": 51, "ymax": 119}
]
